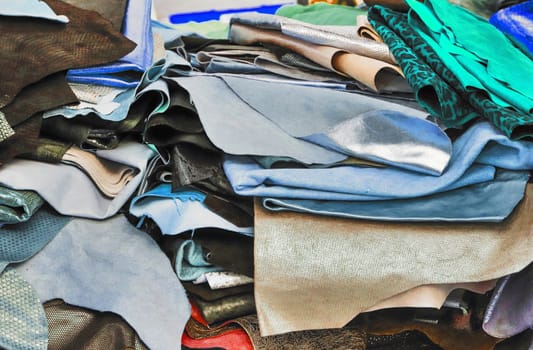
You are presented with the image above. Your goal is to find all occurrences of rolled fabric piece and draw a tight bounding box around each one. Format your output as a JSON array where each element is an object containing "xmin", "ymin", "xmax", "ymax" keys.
[
  {"xmin": 483, "ymin": 262, "xmax": 533, "ymax": 338},
  {"xmin": 0, "ymin": 141, "xmax": 155, "ymax": 219},
  {"xmin": 0, "ymin": 0, "xmax": 135, "ymax": 109},
  {"xmin": 15, "ymin": 215, "xmax": 191, "ymax": 350},
  {"xmin": 0, "ymin": 268, "xmax": 48, "ymax": 350},
  {"xmin": 261, "ymin": 169, "xmax": 530, "ymax": 222},
  {"xmin": 0, "ymin": 186, "xmax": 43, "ymax": 224},
  {"xmin": 45, "ymin": 299, "xmax": 148, "ymax": 350},
  {"xmin": 191, "ymin": 293, "xmax": 256, "ymax": 326},
  {"xmin": 229, "ymin": 23, "xmax": 405, "ymax": 93},
  {"xmin": 253, "ymin": 182, "xmax": 533, "ymax": 335},
  {"xmin": 489, "ymin": 1, "xmax": 533, "ymax": 57},
  {"xmin": 129, "ymin": 184, "xmax": 253, "ymax": 236}
]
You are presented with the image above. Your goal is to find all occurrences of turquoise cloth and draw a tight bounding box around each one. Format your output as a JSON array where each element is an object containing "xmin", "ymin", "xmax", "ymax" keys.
[
  {"xmin": 406, "ymin": 0, "xmax": 533, "ymax": 115},
  {"xmin": 276, "ymin": 3, "xmax": 366, "ymax": 25},
  {"xmin": 0, "ymin": 268, "xmax": 48, "ymax": 350}
]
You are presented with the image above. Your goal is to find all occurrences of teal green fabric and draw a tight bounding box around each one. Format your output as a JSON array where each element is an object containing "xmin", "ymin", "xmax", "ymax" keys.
[
  {"xmin": 275, "ymin": 3, "xmax": 366, "ymax": 25},
  {"xmin": 406, "ymin": 0, "xmax": 533, "ymax": 115},
  {"xmin": 0, "ymin": 268, "xmax": 48, "ymax": 350},
  {"xmin": 368, "ymin": 5, "xmax": 533, "ymax": 139},
  {"xmin": 0, "ymin": 186, "xmax": 43, "ymax": 224},
  {"xmin": 172, "ymin": 20, "xmax": 229, "ymax": 39}
]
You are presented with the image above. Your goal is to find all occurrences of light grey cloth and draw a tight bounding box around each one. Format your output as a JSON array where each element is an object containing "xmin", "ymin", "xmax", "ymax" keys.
[
  {"xmin": 0, "ymin": 141, "xmax": 155, "ymax": 219},
  {"xmin": 0, "ymin": 268, "xmax": 48, "ymax": 350},
  {"xmin": 15, "ymin": 214, "xmax": 190, "ymax": 350},
  {"xmin": 172, "ymin": 75, "xmax": 442, "ymax": 173}
]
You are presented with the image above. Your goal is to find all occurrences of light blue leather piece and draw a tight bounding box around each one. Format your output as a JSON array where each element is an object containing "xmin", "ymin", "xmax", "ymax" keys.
[
  {"xmin": 224, "ymin": 121, "xmax": 533, "ymax": 200},
  {"xmin": 130, "ymin": 184, "xmax": 253, "ymax": 236},
  {"xmin": 175, "ymin": 240, "xmax": 223, "ymax": 281},
  {"xmin": 172, "ymin": 74, "xmax": 432, "ymax": 167},
  {"xmin": 15, "ymin": 215, "xmax": 190, "ymax": 350},
  {"xmin": 0, "ymin": 0, "xmax": 68, "ymax": 23},
  {"xmin": 262, "ymin": 170, "xmax": 529, "ymax": 222},
  {"xmin": 0, "ymin": 268, "xmax": 48, "ymax": 350}
]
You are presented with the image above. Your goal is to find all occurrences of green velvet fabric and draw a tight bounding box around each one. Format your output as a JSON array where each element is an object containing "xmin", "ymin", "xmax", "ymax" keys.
[{"xmin": 275, "ymin": 3, "xmax": 366, "ymax": 25}]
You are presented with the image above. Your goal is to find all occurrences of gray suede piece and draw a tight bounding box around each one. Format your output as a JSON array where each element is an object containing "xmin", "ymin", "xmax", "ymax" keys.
[{"xmin": 15, "ymin": 214, "xmax": 190, "ymax": 350}]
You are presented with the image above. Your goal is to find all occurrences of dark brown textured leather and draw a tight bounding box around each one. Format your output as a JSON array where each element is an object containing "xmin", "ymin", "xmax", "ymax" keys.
[
  {"xmin": 0, "ymin": 0, "xmax": 136, "ymax": 109},
  {"xmin": 0, "ymin": 114, "xmax": 42, "ymax": 166},
  {"xmin": 235, "ymin": 314, "xmax": 367, "ymax": 350},
  {"xmin": 44, "ymin": 299, "xmax": 148, "ymax": 350},
  {"xmin": 1, "ymin": 72, "xmax": 78, "ymax": 128}
]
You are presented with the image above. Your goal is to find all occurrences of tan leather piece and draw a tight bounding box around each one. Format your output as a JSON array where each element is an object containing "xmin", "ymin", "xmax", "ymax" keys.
[
  {"xmin": 230, "ymin": 23, "xmax": 404, "ymax": 92},
  {"xmin": 61, "ymin": 146, "xmax": 136, "ymax": 198},
  {"xmin": 254, "ymin": 184, "xmax": 533, "ymax": 336},
  {"xmin": 356, "ymin": 15, "xmax": 384, "ymax": 43}
]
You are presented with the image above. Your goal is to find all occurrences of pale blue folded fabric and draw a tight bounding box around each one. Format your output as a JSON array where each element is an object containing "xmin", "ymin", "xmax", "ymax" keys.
[
  {"xmin": 224, "ymin": 122, "xmax": 533, "ymax": 200},
  {"xmin": 130, "ymin": 184, "xmax": 253, "ymax": 236},
  {"xmin": 66, "ymin": 0, "xmax": 153, "ymax": 86},
  {"xmin": 0, "ymin": 268, "xmax": 48, "ymax": 350},
  {"xmin": 175, "ymin": 240, "xmax": 223, "ymax": 281},
  {"xmin": 0, "ymin": 0, "xmax": 68, "ymax": 23},
  {"xmin": 15, "ymin": 215, "xmax": 190, "ymax": 350},
  {"xmin": 262, "ymin": 170, "xmax": 530, "ymax": 222}
]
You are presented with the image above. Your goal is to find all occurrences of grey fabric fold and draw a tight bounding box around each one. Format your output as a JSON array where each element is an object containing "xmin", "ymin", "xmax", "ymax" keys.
[{"xmin": 0, "ymin": 186, "xmax": 43, "ymax": 224}]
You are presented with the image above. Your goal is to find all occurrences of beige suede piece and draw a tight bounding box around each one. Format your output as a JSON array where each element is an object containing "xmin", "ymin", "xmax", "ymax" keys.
[{"xmin": 254, "ymin": 184, "xmax": 533, "ymax": 336}]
